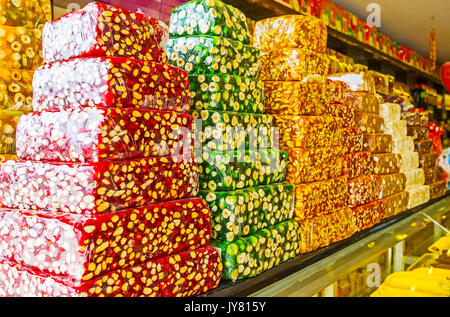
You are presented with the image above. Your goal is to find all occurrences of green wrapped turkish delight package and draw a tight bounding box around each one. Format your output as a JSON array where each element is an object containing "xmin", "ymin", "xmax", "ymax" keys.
[
  {"xmin": 199, "ymin": 183, "xmax": 294, "ymax": 241},
  {"xmin": 199, "ymin": 149, "xmax": 288, "ymax": 191},
  {"xmin": 189, "ymin": 74, "xmax": 264, "ymax": 113},
  {"xmin": 169, "ymin": 0, "xmax": 250, "ymax": 44},
  {"xmin": 191, "ymin": 110, "xmax": 275, "ymax": 156},
  {"xmin": 213, "ymin": 220, "xmax": 301, "ymax": 281},
  {"xmin": 167, "ymin": 36, "xmax": 260, "ymax": 77}
]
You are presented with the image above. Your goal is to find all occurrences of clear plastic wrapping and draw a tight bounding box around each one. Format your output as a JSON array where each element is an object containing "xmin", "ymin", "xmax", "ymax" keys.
[
  {"xmin": 0, "ymin": 68, "xmax": 33, "ymax": 111},
  {"xmin": 424, "ymin": 166, "xmax": 444, "ymax": 185},
  {"xmin": 274, "ymin": 115, "xmax": 342, "ymax": 148},
  {"xmin": 0, "ymin": 198, "xmax": 211, "ymax": 282},
  {"xmin": 407, "ymin": 185, "xmax": 430, "ymax": 209},
  {"xmin": 258, "ymin": 48, "xmax": 329, "ymax": 81},
  {"xmin": 263, "ymin": 78, "xmax": 332, "ymax": 115},
  {"xmin": 353, "ymin": 112, "xmax": 384, "ymax": 133},
  {"xmin": 16, "ymin": 108, "xmax": 193, "ymax": 162},
  {"xmin": 342, "ymin": 127, "xmax": 364, "ymax": 154},
  {"xmin": 378, "ymin": 173, "xmax": 407, "ymax": 199},
  {"xmin": 407, "ymin": 125, "xmax": 429, "ymax": 141},
  {"xmin": 343, "ymin": 152, "xmax": 374, "ymax": 180},
  {"xmin": 344, "ymin": 92, "xmax": 380, "ymax": 114},
  {"xmin": 404, "ymin": 168, "xmax": 425, "ymax": 189},
  {"xmin": 43, "ymin": 2, "xmax": 166, "ymax": 64},
  {"xmin": 372, "ymin": 153, "xmax": 402, "ymax": 175},
  {"xmin": 400, "ymin": 151, "xmax": 419, "ymax": 172},
  {"xmin": 285, "ymin": 147, "xmax": 344, "ymax": 184},
  {"xmin": 253, "ymin": 15, "xmax": 327, "ymax": 53},
  {"xmin": 199, "ymin": 183, "xmax": 294, "ymax": 241},
  {"xmin": 191, "ymin": 110, "xmax": 274, "ymax": 155},
  {"xmin": 199, "ymin": 150, "xmax": 288, "ymax": 191},
  {"xmin": 189, "ymin": 74, "xmax": 264, "ymax": 113},
  {"xmin": 327, "ymin": 72, "xmax": 376, "ymax": 94},
  {"xmin": 414, "ymin": 140, "xmax": 433, "ymax": 155},
  {"xmin": 419, "ymin": 152, "xmax": 439, "ymax": 169},
  {"xmin": 0, "ymin": 25, "xmax": 42, "ymax": 70},
  {"xmin": 170, "ymin": 0, "xmax": 250, "ymax": 44},
  {"xmin": 430, "ymin": 181, "xmax": 447, "ymax": 200},
  {"xmin": 212, "ymin": 220, "xmax": 300, "ymax": 281},
  {"xmin": 348, "ymin": 175, "xmax": 382, "ymax": 208},
  {"xmin": 352, "ymin": 201, "xmax": 385, "ymax": 232},
  {"xmin": 0, "ymin": 157, "xmax": 199, "ymax": 214},
  {"xmin": 0, "ymin": 0, "xmax": 52, "ymax": 27},
  {"xmin": 33, "ymin": 57, "xmax": 191, "ymax": 113},
  {"xmin": 0, "ymin": 109, "xmax": 22, "ymax": 154},
  {"xmin": 300, "ymin": 208, "xmax": 355, "ymax": 253},
  {"xmin": 294, "ymin": 176, "xmax": 348, "ymax": 221},
  {"xmin": 0, "ymin": 246, "xmax": 222, "ymax": 297},
  {"xmin": 362, "ymin": 133, "xmax": 393, "ymax": 153},
  {"xmin": 167, "ymin": 36, "xmax": 260, "ymax": 77},
  {"xmin": 383, "ymin": 120, "xmax": 407, "ymax": 139},
  {"xmin": 382, "ymin": 191, "xmax": 408, "ymax": 218},
  {"xmin": 392, "ymin": 137, "xmax": 414, "ymax": 154},
  {"xmin": 379, "ymin": 103, "xmax": 401, "ymax": 123}
]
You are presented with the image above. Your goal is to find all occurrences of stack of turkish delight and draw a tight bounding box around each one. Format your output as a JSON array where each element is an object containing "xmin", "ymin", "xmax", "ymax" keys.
[
  {"xmin": 406, "ymin": 111, "xmax": 446, "ymax": 200},
  {"xmin": 376, "ymin": 102, "xmax": 408, "ymax": 217},
  {"xmin": 0, "ymin": 2, "xmax": 222, "ymax": 297},
  {"xmin": 167, "ymin": 0, "xmax": 299, "ymax": 282},
  {"xmin": 327, "ymin": 73, "xmax": 388, "ymax": 232},
  {"xmin": 0, "ymin": 0, "xmax": 52, "ymax": 162},
  {"xmin": 254, "ymin": 14, "xmax": 354, "ymax": 253},
  {"xmin": 399, "ymin": 111, "xmax": 431, "ymax": 208}
]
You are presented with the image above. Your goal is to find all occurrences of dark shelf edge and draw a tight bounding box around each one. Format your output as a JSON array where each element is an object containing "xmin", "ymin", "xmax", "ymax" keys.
[
  {"xmin": 222, "ymin": 0, "xmax": 443, "ymax": 88},
  {"xmin": 204, "ymin": 191, "xmax": 450, "ymax": 297}
]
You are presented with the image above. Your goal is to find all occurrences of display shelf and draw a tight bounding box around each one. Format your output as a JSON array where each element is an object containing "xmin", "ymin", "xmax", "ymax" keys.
[
  {"xmin": 205, "ymin": 191, "xmax": 450, "ymax": 297},
  {"xmin": 222, "ymin": 0, "xmax": 443, "ymax": 88}
]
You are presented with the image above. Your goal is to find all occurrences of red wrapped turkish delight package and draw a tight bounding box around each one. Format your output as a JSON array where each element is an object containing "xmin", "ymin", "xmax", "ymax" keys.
[
  {"xmin": 348, "ymin": 175, "xmax": 382, "ymax": 208},
  {"xmin": 294, "ymin": 176, "xmax": 348, "ymax": 221},
  {"xmin": 352, "ymin": 200, "xmax": 385, "ymax": 232},
  {"xmin": 342, "ymin": 127, "xmax": 364, "ymax": 154},
  {"xmin": 381, "ymin": 191, "xmax": 408, "ymax": 218},
  {"xmin": 0, "ymin": 198, "xmax": 210, "ymax": 282},
  {"xmin": 42, "ymin": 2, "xmax": 167, "ymax": 64},
  {"xmin": 33, "ymin": 57, "xmax": 190, "ymax": 113},
  {"xmin": 372, "ymin": 153, "xmax": 401, "ymax": 175},
  {"xmin": 0, "ymin": 246, "xmax": 222, "ymax": 297},
  {"xmin": 0, "ymin": 157, "xmax": 199, "ymax": 214},
  {"xmin": 344, "ymin": 92, "xmax": 380, "ymax": 114},
  {"xmin": 342, "ymin": 152, "xmax": 374, "ymax": 180},
  {"xmin": 362, "ymin": 133, "xmax": 393, "ymax": 153},
  {"xmin": 414, "ymin": 140, "xmax": 433, "ymax": 155},
  {"xmin": 378, "ymin": 173, "xmax": 406, "ymax": 199},
  {"xmin": 16, "ymin": 108, "xmax": 193, "ymax": 162}
]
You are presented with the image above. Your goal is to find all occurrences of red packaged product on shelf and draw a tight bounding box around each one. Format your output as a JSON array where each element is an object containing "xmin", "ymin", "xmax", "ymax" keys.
[
  {"xmin": 42, "ymin": 2, "xmax": 167, "ymax": 64},
  {"xmin": 33, "ymin": 57, "xmax": 191, "ymax": 113},
  {"xmin": 372, "ymin": 153, "xmax": 402, "ymax": 175},
  {"xmin": 342, "ymin": 127, "xmax": 364, "ymax": 154},
  {"xmin": 0, "ymin": 246, "xmax": 222, "ymax": 297},
  {"xmin": 0, "ymin": 198, "xmax": 210, "ymax": 282},
  {"xmin": 352, "ymin": 200, "xmax": 385, "ymax": 232},
  {"xmin": 342, "ymin": 151, "xmax": 374, "ymax": 180},
  {"xmin": 348, "ymin": 175, "xmax": 382, "ymax": 208},
  {"xmin": 0, "ymin": 157, "xmax": 199, "ymax": 214},
  {"xmin": 294, "ymin": 176, "xmax": 348, "ymax": 221},
  {"xmin": 378, "ymin": 173, "xmax": 406, "ymax": 199},
  {"xmin": 16, "ymin": 108, "xmax": 193, "ymax": 163}
]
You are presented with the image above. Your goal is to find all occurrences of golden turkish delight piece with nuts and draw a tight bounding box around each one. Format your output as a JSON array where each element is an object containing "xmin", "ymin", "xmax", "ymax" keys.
[{"xmin": 0, "ymin": 0, "xmax": 52, "ymax": 27}]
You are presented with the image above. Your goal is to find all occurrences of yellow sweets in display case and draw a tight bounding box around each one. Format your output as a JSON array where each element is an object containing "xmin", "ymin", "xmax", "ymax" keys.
[{"xmin": 0, "ymin": 67, "xmax": 33, "ymax": 111}]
